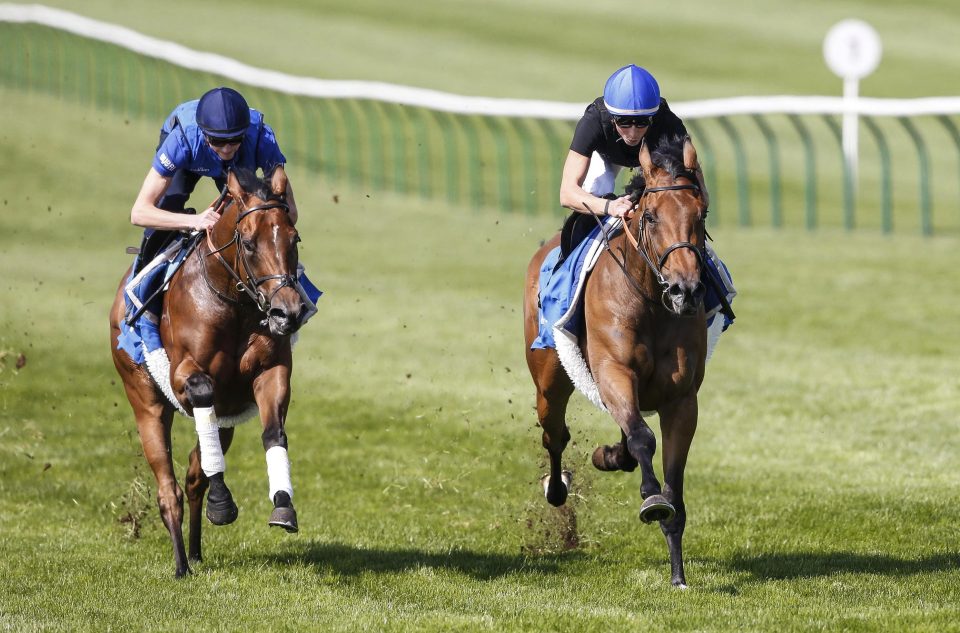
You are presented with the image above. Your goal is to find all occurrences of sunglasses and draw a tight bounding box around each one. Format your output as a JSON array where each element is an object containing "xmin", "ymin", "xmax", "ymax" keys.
[
  {"xmin": 206, "ymin": 134, "xmax": 245, "ymax": 147},
  {"xmin": 614, "ymin": 116, "xmax": 653, "ymax": 129}
]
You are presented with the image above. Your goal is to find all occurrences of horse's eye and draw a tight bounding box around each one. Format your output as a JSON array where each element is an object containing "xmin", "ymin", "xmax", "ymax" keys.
[
  {"xmin": 241, "ymin": 239, "xmax": 255, "ymax": 252},
  {"xmin": 643, "ymin": 211, "xmax": 657, "ymax": 224}
]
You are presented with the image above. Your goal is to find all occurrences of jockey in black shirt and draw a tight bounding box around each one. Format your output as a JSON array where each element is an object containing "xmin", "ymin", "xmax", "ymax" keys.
[{"xmin": 560, "ymin": 64, "xmax": 706, "ymax": 219}]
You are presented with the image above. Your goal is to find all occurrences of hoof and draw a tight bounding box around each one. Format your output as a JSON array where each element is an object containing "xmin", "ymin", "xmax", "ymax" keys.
[
  {"xmin": 591, "ymin": 445, "xmax": 637, "ymax": 472},
  {"xmin": 268, "ymin": 506, "xmax": 298, "ymax": 533},
  {"xmin": 206, "ymin": 494, "xmax": 239, "ymax": 526},
  {"xmin": 639, "ymin": 495, "xmax": 675, "ymax": 524},
  {"xmin": 174, "ymin": 565, "xmax": 192, "ymax": 579},
  {"xmin": 541, "ymin": 470, "xmax": 572, "ymax": 507}
]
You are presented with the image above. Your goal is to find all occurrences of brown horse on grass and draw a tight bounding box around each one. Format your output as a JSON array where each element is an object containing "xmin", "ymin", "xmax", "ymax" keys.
[
  {"xmin": 109, "ymin": 166, "xmax": 305, "ymax": 578},
  {"xmin": 523, "ymin": 136, "xmax": 708, "ymax": 587}
]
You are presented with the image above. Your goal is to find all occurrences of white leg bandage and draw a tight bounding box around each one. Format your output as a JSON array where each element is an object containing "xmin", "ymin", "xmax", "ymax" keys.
[
  {"xmin": 265, "ymin": 446, "xmax": 293, "ymax": 502},
  {"xmin": 194, "ymin": 406, "xmax": 225, "ymax": 477}
]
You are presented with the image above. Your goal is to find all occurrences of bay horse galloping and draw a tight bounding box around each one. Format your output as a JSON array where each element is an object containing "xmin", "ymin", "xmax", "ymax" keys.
[
  {"xmin": 110, "ymin": 166, "xmax": 305, "ymax": 578},
  {"xmin": 524, "ymin": 136, "xmax": 709, "ymax": 587}
]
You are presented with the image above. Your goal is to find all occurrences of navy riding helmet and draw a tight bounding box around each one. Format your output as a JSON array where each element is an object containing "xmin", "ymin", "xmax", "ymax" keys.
[
  {"xmin": 196, "ymin": 87, "xmax": 251, "ymax": 138},
  {"xmin": 603, "ymin": 65, "xmax": 661, "ymax": 117}
]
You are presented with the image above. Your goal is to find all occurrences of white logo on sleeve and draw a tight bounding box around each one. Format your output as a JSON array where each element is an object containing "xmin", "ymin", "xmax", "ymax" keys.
[{"xmin": 158, "ymin": 152, "xmax": 176, "ymax": 171}]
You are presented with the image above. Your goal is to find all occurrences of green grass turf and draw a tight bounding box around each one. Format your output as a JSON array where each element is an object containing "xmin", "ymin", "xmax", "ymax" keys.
[{"xmin": 1, "ymin": 84, "xmax": 960, "ymax": 631}]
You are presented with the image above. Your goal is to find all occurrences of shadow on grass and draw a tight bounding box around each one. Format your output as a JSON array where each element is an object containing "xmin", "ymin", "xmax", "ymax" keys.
[
  {"xmin": 730, "ymin": 551, "xmax": 960, "ymax": 580},
  {"xmin": 253, "ymin": 540, "xmax": 582, "ymax": 580}
]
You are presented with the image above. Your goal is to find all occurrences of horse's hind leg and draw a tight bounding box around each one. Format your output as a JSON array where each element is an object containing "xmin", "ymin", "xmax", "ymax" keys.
[
  {"xmin": 185, "ymin": 427, "xmax": 236, "ymax": 563},
  {"xmin": 135, "ymin": 404, "xmax": 190, "ymax": 578},
  {"xmin": 528, "ymin": 349, "xmax": 575, "ymax": 507}
]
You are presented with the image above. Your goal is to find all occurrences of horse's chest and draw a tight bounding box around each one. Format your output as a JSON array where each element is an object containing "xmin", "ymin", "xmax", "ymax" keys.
[{"xmin": 635, "ymin": 342, "xmax": 701, "ymax": 399}]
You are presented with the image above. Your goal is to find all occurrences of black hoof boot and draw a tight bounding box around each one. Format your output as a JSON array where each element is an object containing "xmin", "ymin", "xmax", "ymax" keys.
[
  {"xmin": 206, "ymin": 473, "xmax": 239, "ymax": 526},
  {"xmin": 268, "ymin": 491, "xmax": 298, "ymax": 533}
]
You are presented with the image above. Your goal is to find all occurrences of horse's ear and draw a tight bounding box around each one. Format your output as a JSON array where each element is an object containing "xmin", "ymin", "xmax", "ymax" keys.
[
  {"xmin": 270, "ymin": 165, "xmax": 288, "ymax": 198},
  {"xmin": 226, "ymin": 169, "xmax": 246, "ymax": 201},
  {"xmin": 638, "ymin": 139, "xmax": 654, "ymax": 177},
  {"xmin": 682, "ymin": 136, "xmax": 699, "ymax": 171}
]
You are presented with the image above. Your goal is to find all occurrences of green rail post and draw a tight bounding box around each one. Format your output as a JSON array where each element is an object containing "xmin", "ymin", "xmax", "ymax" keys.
[
  {"xmin": 437, "ymin": 111, "xmax": 463, "ymax": 206},
  {"xmin": 751, "ymin": 114, "xmax": 782, "ymax": 228},
  {"xmin": 861, "ymin": 116, "xmax": 893, "ymax": 233},
  {"xmin": 408, "ymin": 106, "xmax": 435, "ymax": 200},
  {"xmin": 822, "ymin": 115, "xmax": 856, "ymax": 230},
  {"xmin": 935, "ymin": 115, "xmax": 960, "ymax": 222},
  {"xmin": 716, "ymin": 116, "xmax": 750, "ymax": 227},
  {"xmin": 483, "ymin": 116, "xmax": 514, "ymax": 212},
  {"xmin": 898, "ymin": 117, "xmax": 932, "ymax": 235},
  {"xmin": 787, "ymin": 114, "xmax": 817, "ymax": 230}
]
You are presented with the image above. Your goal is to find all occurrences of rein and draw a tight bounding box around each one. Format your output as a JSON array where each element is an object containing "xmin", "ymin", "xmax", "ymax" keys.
[{"xmin": 200, "ymin": 195, "xmax": 297, "ymax": 315}]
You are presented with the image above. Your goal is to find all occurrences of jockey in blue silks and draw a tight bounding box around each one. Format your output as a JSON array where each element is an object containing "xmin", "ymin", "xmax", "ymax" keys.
[
  {"xmin": 120, "ymin": 87, "xmax": 320, "ymax": 363},
  {"xmin": 534, "ymin": 65, "xmax": 735, "ymax": 354}
]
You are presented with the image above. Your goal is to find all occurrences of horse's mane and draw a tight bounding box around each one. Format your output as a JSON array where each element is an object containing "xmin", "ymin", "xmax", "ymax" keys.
[
  {"xmin": 231, "ymin": 167, "xmax": 285, "ymax": 202},
  {"xmin": 624, "ymin": 134, "xmax": 697, "ymax": 200}
]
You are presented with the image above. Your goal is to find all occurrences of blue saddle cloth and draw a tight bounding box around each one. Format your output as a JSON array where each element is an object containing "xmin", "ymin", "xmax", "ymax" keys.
[
  {"xmin": 116, "ymin": 240, "xmax": 322, "ymax": 365},
  {"xmin": 532, "ymin": 221, "xmax": 736, "ymax": 350}
]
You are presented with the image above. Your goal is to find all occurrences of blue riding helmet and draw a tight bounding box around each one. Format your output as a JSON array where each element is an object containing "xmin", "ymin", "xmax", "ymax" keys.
[
  {"xmin": 602, "ymin": 65, "xmax": 661, "ymax": 117},
  {"xmin": 196, "ymin": 87, "xmax": 251, "ymax": 138}
]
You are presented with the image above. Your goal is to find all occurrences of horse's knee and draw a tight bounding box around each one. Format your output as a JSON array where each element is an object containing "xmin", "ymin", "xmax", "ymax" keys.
[{"xmin": 184, "ymin": 373, "xmax": 215, "ymax": 409}]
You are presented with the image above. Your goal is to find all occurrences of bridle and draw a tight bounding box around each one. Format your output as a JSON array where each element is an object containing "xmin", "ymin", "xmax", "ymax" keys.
[
  {"xmin": 200, "ymin": 194, "xmax": 298, "ymax": 314},
  {"xmin": 624, "ymin": 183, "xmax": 705, "ymax": 291},
  {"xmin": 591, "ymin": 182, "xmax": 705, "ymax": 309}
]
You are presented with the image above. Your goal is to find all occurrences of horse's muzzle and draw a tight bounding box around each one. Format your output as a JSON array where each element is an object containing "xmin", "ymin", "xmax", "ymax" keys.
[
  {"xmin": 665, "ymin": 279, "xmax": 705, "ymax": 317},
  {"xmin": 266, "ymin": 288, "xmax": 305, "ymax": 336}
]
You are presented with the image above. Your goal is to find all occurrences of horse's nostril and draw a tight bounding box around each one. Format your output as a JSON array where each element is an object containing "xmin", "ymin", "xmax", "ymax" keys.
[
  {"xmin": 669, "ymin": 284, "xmax": 683, "ymax": 296},
  {"xmin": 268, "ymin": 307, "xmax": 288, "ymax": 320}
]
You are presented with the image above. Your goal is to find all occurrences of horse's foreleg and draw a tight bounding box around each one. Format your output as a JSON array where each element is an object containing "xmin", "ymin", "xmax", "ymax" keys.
[
  {"xmin": 598, "ymin": 367, "xmax": 671, "ymax": 522},
  {"xmin": 657, "ymin": 396, "xmax": 698, "ymax": 588},
  {"xmin": 175, "ymin": 365, "xmax": 238, "ymax": 526},
  {"xmin": 185, "ymin": 427, "xmax": 236, "ymax": 563},
  {"xmin": 135, "ymin": 404, "xmax": 190, "ymax": 578},
  {"xmin": 253, "ymin": 365, "xmax": 297, "ymax": 532}
]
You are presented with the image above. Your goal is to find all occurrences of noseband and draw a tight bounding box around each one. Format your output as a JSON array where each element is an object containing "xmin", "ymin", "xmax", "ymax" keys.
[{"xmin": 202, "ymin": 196, "xmax": 298, "ymax": 314}]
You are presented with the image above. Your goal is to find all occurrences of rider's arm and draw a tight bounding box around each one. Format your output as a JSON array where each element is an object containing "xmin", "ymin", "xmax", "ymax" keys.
[
  {"xmin": 130, "ymin": 167, "xmax": 220, "ymax": 231},
  {"xmin": 559, "ymin": 150, "xmax": 633, "ymax": 218}
]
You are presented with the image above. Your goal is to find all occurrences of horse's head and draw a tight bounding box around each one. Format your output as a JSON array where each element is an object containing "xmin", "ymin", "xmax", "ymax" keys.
[
  {"xmin": 631, "ymin": 135, "xmax": 708, "ymax": 317},
  {"xmin": 225, "ymin": 166, "xmax": 304, "ymax": 336}
]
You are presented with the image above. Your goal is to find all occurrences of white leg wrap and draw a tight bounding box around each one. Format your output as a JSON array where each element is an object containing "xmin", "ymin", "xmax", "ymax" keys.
[
  {"xmin": 194, "ymin": 406, "xmax": 225, "ymax": 477},
  {"xmin": 265, "ymin": 446, "xmax": 293, "ymax": 502}
]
